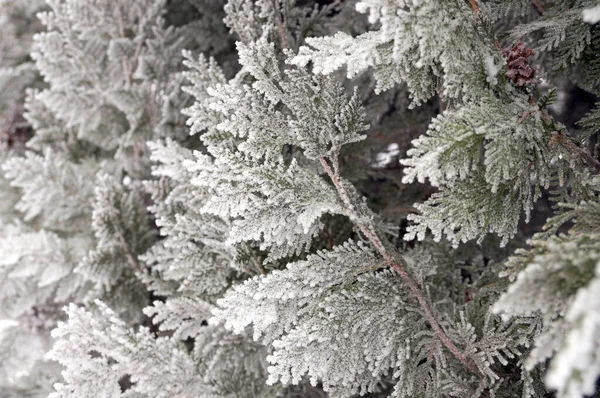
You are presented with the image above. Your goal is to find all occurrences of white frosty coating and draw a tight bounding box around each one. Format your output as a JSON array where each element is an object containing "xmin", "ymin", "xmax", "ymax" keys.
[
  {"xmin": 0, "ymin": 318, "xmax": 48, "ymax": 385},
  {"xmin": 0, "ymin": 0, "xmax": 226, "ymax": 396},
  {"xmin": 212, "ymin": 241, "xmax": 422, "ymax": 396},
  {"xmin": 483, "ymin": 54, "xmax": 500, "ymax": 86},
  {"xmin": 546, "ymin": 263, "xmax": 600, "ymax": 398},
  {"xmin": 375, "ymin": 142, "xmax": 400, "ymax": 168},
  {"xmin": 293, "ymin": 0, "xmax": 499, "ymax": 106},
  {"xmin": 400, "ymin": 92, "xmax": 558, "ymax": 247},
  {"xmin": 583, "ymin": 4, "xmax": 600, "ymax": 23},
  {"xmin": 1, "ymin": 0, "xmax": 600, "ymax": 397}
]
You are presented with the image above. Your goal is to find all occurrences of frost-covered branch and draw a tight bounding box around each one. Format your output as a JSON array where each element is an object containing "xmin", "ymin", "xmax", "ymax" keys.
[{"xmin": 319, "ymin": 155, "xmax": 480, "ymax": 375}]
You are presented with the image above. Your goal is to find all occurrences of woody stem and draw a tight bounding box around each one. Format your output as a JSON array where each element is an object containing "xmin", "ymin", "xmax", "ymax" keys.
[{"xmin": 319, "ymin": 156, "xmax": 480, "ymax": 375}]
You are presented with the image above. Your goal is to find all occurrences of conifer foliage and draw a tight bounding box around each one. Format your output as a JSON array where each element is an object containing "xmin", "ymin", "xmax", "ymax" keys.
[{"xmin": 0, "ymin": 0, "xmax": 599, "ymax": 397}]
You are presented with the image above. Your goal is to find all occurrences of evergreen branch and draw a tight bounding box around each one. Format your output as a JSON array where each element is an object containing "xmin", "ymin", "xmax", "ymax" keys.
[
  {"xmin": 477, "ymin": 0, "xmax": 596, "ymax": 175},
  {"xmin": 551, "ymin": 131, "xmax": 600, "ymax": 173},
  {"xmin": 114, "ymin": 220, "xmax": 142, "ymax": 273},
  {"xmin": 522, "ymin": 102, "xmax": 600, "ymax": 174},
  {"xmin": 242, "ymin": 242, "xmax": 266, "ymax": 275},
  {"xmin": 428, "ymin": 335, "xmax": 439, "ymax": 363},
  {"xmin": 319, "ymin": 156, "xmax": 481, "ymax": 375}
]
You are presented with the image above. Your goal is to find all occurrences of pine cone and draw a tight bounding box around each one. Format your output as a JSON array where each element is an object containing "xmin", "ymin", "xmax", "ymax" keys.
[{"xmin": 502, "ymin": 41, "xmax": 536, "ymax": 87}]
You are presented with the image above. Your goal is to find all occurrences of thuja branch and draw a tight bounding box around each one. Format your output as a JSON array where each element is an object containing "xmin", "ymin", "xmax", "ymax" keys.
[
  {"xmin": 319, "ymin": 156, "xmax": 480, "ymax": 375},
  {"xmin": 113, "ymin": 220, "xmax": 142, "ymax": 273},
  {"xmin": 551, "ymin": 131, "xmax": 600, "ymax": 172},
  {"xmin": 524, "ymin": 104, "xmax": 600, "ymax": 173},
  {"xmin": 493, "ymin": 24, "xmax": 598, "ymax": 174},
  {"xmin": 242, "ymin": 242, "xmax": 266, "ymax": 275}
]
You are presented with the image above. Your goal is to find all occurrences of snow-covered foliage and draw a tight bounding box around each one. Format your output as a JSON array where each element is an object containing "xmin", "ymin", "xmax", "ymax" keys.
[
  {"xmin": 0, "ymin": 0, "xmax": 44, "ymax": 115},
  {"xmin": 0, "ymin": 0, "xmax": 599, "ymax": 397},
  {"xmin": 0, "ymin": 0, "xmax": 231, "ymax": 395},
  {"xmin": 495, "ymin": 201, "xmax": 600, "ymax": 398}
]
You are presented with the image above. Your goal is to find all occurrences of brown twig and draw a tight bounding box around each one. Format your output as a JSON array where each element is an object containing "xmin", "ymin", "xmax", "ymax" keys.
[
  {"xmin": 531, "ymin": 0, "xmax": 545, "ymax": 14},
  {"xmin": 551, "ymin": 131, "xmax": 600, "ymax": 172},
  {"xmin": 383, "ymin": 206, "xmax": 420, "ymax": 214},
  {"xmin": 516, "ymin": 110, "xmax": 532, "ymax": 124},
  {"xmin": 469, "ymin": 0, "xmax": 480, "ymax": 14},
  {"xmin": 319, "ymin": 156, "xmax": 480, "ymax": 375},
  {"xmin": 272, "ymin": 0, "xmax": 288, "ymax": 49}
]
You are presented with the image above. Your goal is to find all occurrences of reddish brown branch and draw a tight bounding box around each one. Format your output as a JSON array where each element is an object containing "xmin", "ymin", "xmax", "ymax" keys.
[
  {"xmin": 272, "ymin": 0, "xmax": 288, "ymax": 49},
  {"xmin": 319, "ymin": 157, "xmax": 480, "ymax": 375},
  {"xmin": 469, "ymin": 0, "xmax": 480, "ymax": 14},
  {"xmin": 531, "ymin": 0, "xmax": 545, "ymax": 14}
]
